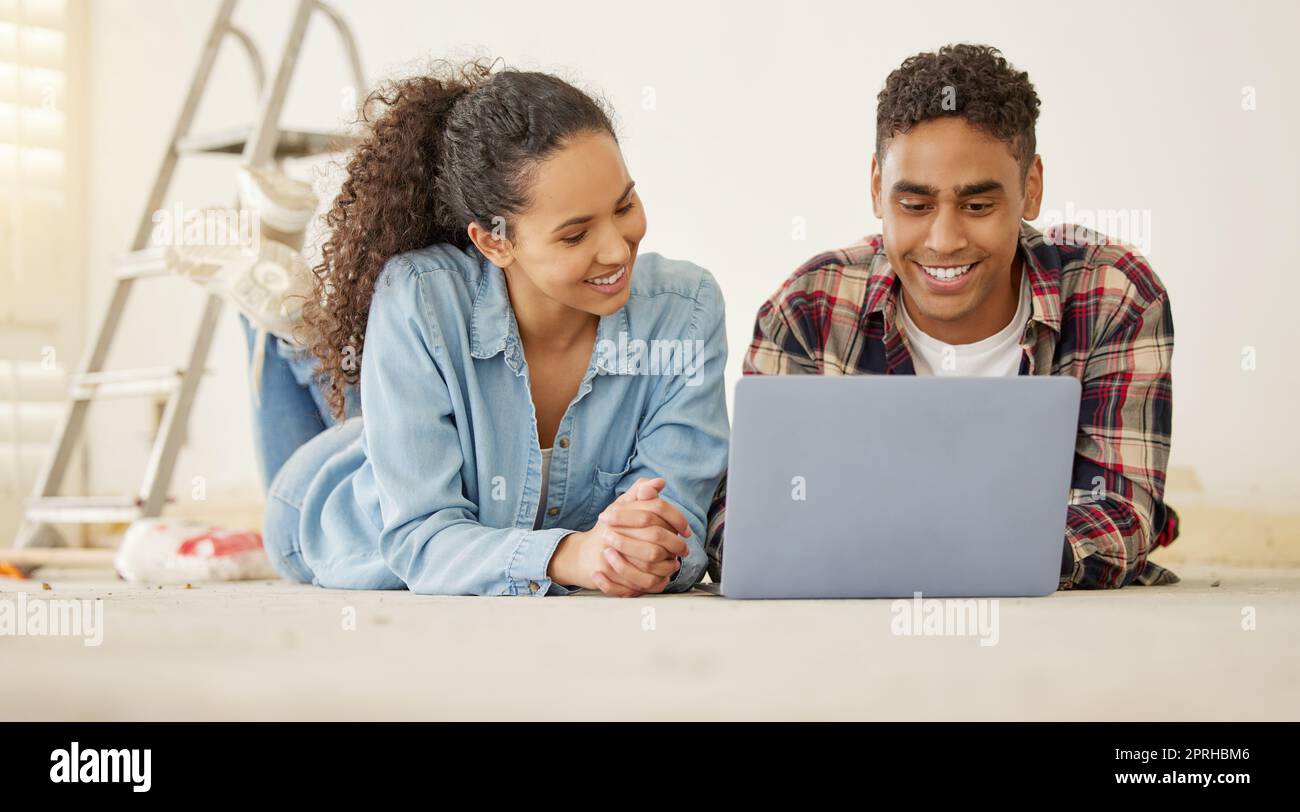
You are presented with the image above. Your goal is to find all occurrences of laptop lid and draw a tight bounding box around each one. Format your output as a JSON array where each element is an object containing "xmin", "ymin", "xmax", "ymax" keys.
[{"xmin": 720, "ymin": 375, "xmax": 1081, "ymax": 598}]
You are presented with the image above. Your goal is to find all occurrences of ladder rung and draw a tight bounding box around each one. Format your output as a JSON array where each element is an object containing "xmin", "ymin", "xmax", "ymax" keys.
[
  {"xmin": 70, "ymin": 367, "xmax": 183, "ymax": 400},
  {"xmin": 115, "ymin": 246, "xmax": 172, "ymax": 280},
  {"xmin": 175, "ymin": 125, "xmax": 362, "ymax": 159},
  {"xmin": 23, "ymin": 495, "xmax": 144, "ymax": 524},
  {"xmin": 14, "ymin": 0, "xmax": 369, "ymax": 552}
]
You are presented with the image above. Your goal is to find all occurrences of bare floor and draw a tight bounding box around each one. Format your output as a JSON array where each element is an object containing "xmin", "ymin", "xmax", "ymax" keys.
[{"xmin": 2, "ymin": 564, "xmax": 1297, "ymax": 721}]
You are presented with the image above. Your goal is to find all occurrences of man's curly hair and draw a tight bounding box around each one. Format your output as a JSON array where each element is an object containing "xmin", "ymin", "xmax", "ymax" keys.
[{"xmin": 875, "ymin": 43, "xmax": 1041, "ymax": 181}]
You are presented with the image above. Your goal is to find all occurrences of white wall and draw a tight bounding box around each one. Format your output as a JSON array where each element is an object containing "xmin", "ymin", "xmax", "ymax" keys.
[{"xmin": 83, "ymin": 0, "xmax": 1300, "ymax": 512}]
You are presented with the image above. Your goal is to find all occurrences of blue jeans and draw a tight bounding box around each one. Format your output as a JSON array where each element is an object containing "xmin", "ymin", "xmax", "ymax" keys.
[{"xmin": 238, "ymin": 312, "xmax": 360, "ymax": 582}]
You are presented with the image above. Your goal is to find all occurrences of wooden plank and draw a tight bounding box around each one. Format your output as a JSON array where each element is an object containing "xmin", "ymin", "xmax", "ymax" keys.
[{"xmin": 0, "ymin": 547, "xmax": 118, "ymax": 567}]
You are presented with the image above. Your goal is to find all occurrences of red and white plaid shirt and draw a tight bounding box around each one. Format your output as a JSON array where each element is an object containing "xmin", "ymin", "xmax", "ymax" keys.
[{"xmin": 706, "ymin": 220, "xmax": 1180, "ymax": 589}]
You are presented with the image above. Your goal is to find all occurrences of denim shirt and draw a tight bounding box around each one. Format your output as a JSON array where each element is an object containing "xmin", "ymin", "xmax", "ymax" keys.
[{"xmin": 292, "ymin": 242, "xmax": 729, "ymax": 596}]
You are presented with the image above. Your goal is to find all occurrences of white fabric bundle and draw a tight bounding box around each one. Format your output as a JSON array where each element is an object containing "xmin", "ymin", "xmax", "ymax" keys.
[{"xmin": 114, "ymin": 518, "xmax": 277, "ymax": 584}]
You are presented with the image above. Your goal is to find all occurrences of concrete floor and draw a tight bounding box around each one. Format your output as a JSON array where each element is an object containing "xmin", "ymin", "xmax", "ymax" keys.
[{"xmin": 2, "ymin": 563, "xmax": 1297, "ymax": 720}]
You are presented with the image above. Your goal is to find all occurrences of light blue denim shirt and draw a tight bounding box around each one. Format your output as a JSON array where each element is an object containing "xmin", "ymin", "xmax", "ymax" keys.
[{"xmin": 283, "ymin": 241, "xmax": 729, "ymax": 596}]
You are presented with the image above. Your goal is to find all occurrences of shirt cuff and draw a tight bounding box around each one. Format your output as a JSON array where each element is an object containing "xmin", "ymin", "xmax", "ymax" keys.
[
  {"xmin": 666, "ymin": 555, "xmax": 685, "ymax": 585},
  {"xmin": 506, "ymin": 527, "xmax": 574, "ymax": 596}
]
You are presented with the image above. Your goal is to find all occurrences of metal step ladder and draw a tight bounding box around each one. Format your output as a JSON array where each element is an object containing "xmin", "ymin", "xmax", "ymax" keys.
[{"xmin": 12, "ymin": 0, "xmax": 366, "ymax": 550}]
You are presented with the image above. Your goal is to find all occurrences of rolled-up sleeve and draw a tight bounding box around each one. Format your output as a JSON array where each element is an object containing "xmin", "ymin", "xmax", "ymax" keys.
[{"xmin": 1061, "ymin": 291, "xmax": 1177, "ymax": 589}]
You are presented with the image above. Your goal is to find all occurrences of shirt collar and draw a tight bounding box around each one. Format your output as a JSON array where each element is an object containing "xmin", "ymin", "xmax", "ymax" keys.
[
  {"xmin": 1017, "ymin": 220, "xmax": 1063, "ymax": 334},
  {"xmin": 468, "ymin": 243, "xmax": 514, "ymax": 360},
  {"xmin": 868, "ymin": 220, "xmax": 1063, "ymax": 335}
]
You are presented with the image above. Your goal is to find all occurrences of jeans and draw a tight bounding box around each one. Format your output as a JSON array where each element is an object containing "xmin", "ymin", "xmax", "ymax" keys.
[{"xmin": 238, "ymin": 312, "xmax": 360, "ymax": 583}]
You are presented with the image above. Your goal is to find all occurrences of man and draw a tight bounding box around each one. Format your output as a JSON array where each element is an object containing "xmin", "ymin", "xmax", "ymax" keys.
[{"xmin": 706, "ymin": 43, "xmax": 1179, "ymax": 590}]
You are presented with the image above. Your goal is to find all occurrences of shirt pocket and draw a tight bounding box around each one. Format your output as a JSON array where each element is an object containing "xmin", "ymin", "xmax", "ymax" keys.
[{"xmin": 582, "ymin": 447, "xmax": 635, "ymax": 529}]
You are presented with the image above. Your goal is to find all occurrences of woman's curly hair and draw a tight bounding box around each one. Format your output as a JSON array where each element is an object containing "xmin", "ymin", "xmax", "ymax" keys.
[
  {"xmin": 875, "ymin": 43, "xmax": 1041, "ymax": 180},
  {"xmin": 301, "ymin": 58, "xmax": 615, "ymax": 421}
]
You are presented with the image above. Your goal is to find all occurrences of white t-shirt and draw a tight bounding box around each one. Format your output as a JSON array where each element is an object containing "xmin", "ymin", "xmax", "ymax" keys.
[{"xmin": 898, "ymin": 268, "xmax": 1031, "ymax": 377}]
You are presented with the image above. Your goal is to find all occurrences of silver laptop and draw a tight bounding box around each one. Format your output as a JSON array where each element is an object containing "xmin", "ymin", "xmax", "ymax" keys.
[{"xmin": 718, "ymin": 375, "xmax": 1081, "ymax": 599}]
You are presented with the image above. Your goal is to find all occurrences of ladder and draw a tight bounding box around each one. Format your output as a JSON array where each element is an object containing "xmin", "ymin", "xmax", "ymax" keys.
[{"xmin": 12, "ymin": 0, "xmax": 366, "ymax": 550}]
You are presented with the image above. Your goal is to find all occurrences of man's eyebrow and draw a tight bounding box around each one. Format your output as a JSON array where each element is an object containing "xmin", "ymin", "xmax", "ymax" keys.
[
  {"xmin": 955, "ymin": 179, "xmax": 1004, "ymax": 197},
  {"xmin": 891, "ymin": 180, "xmax": 939, "ymax": 197},
  {"xmin": 890, "ymin": 179, "xmax": 1005, "ymax": 197},
  {"xmin": 550, "ymin": 181, "xmax": 637, "ymax": 233}
]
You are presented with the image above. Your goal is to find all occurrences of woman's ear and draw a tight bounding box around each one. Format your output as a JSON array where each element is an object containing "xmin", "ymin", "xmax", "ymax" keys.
[{"xmin": 467, "ymin": 221, "xmax": 515, "ymax": 269}]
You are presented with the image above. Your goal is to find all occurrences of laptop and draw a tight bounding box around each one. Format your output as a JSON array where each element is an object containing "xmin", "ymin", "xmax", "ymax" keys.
[{"xmin": 716, "ymin": 375, "xmax": 1081, "ymax": 598}]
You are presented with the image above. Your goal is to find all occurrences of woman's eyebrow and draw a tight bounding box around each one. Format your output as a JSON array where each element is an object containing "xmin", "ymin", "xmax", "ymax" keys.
[{"xmin": 550, "ymin": 181, "xmax": 637, "ymax": 233}]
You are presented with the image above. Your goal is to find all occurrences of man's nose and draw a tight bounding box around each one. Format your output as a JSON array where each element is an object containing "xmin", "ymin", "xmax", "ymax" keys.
[{"xmin": 924, "ymin": 206, "xmax": 969, "ymax": 258}]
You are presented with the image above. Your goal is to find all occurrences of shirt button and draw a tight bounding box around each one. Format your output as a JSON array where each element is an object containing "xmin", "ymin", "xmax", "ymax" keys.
[
  {"xmin": 558, "ymin": 436, "xmax": 570, "ymax": 449},
  {"xmin": 528, "ymin": 581, "xmax": 540, "ymax": 593},
  {"xmin": 547, "ymin": 506, "xmax": 560, "ymax": 517}
]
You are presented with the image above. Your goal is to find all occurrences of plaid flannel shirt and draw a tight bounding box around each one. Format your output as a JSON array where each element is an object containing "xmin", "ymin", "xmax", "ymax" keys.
[{"xmin": 706, "ymin": 220, "xmax": 1180, "ymax": 590}]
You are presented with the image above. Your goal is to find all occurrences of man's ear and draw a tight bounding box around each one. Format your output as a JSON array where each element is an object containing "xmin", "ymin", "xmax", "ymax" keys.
[
  {"xmin": 870, "ymin": 153, "xmax": 883, "ymax": 219},
  {"xmin": 467, "ymin": 220, "xmax": 515, "ymax": 269},
  {"xmin": 1021, "ymin": 155, "xmax": 1044, "ymax": 221}
]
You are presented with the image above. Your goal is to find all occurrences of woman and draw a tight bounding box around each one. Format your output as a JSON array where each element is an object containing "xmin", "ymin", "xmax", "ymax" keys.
[{"xmin": 241, "ymin": 59, "xmax": 728, "ymax": 596}]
